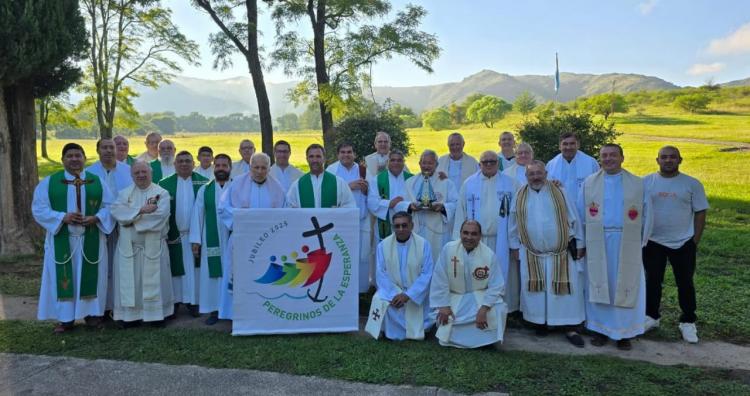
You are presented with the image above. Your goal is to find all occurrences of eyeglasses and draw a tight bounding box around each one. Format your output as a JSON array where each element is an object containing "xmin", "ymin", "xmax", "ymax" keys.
[
  {"xmin": 392, "ymin": 223, "xmax": 410, "ymax": 229},
  {"xmin": 480, "ymin": 160, "xmax": 498, "ymax": 165}
]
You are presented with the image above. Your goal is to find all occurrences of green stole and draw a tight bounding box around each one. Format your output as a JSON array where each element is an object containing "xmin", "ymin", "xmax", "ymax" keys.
[
  {"xmin": 298, "ymin": 172, "xmax": 337, "ymax": 208},
  {"xmin": 126, "ymin": 155, "xmax": 135, "ymax": 165},
  {"xmin": 203, "ymin": 180, "xmax": 223, "ymax": 278},
  {"xmin": 150, "ymin": 159, "xmax": 162, "ymax": 182},
  {"xmin": 159, "ymin": 172, "xmax": 209, "ymax": 276},
  {"xmin": 48, "ymin": 171, "xmax": 103, "ymax": 300},
  {"xmin": 377, "ymin": 170, "xmax": 413, "ymax": 239}
]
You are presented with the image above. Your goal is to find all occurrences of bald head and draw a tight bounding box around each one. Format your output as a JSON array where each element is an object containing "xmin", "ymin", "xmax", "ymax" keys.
[{"xmin": 131, "ymin": 161, "xmax": 152, "ymax": 189}]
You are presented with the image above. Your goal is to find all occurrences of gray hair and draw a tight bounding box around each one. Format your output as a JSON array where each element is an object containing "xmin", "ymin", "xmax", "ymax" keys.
[
  {"xmin": 374, "ymin": 131, "xmax": 391, "ymax": 143},
  {"xmin": 517, "ymin": 142, "xmax": 534, "ymax": 155},
  {"xmin": 420, "ymin": 149, "xmax": 438, "ymax": 162},
  {"xmin": 447, "ymin": 132, "xmax": 464, "ymax": 144},
  {"xmin": 250, "ymin": 152, "xmax": 271, "ymax": 167}
]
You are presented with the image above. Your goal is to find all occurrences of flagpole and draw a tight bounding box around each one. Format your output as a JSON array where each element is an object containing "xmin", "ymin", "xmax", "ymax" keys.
[{"xmin": 554, "ymin": 52, "xmax": 560, "ymax": 113}]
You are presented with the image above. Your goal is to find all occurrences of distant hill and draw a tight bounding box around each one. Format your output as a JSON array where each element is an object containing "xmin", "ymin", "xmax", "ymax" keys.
[
  {"xmin": 132, "ymin": 70, "xmax": 685, "ymax": 116},
  {"xmin": 722, "ymin": 77, "xmax": 750, "ymax": 87}
]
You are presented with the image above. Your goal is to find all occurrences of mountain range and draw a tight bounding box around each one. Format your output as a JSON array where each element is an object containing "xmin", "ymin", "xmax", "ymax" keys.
[{"xmin": 132, "ymin": 69, "xmax": 749, "ymax": 116}]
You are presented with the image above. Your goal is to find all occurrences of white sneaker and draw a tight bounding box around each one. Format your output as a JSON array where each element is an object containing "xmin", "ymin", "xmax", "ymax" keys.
[
  {"xmin": 644, "ymin": 316, "xmax": 660, "ymax": 332},
  {"xmin": 679, "ymin": 322, "xmax": 699, "ymax": 343}
]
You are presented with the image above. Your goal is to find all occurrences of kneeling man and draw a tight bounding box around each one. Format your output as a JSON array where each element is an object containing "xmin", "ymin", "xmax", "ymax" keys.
[
  {"xmin": 366, "ymin": 212, "xmax": 434, "ymax": 341},
  {"xmin": 431, "ymin": 220, "xmax": 507, "ymax": 348}
]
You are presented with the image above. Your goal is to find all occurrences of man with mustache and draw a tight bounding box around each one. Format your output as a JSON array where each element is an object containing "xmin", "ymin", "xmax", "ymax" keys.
[
  {"xmin": 190, "ymin": 154, "xmax": 233, "ymax": 325},
  {"xmin": 149, "ymin": 139, "xmax": 176, "ymax": 182},
  {"xmin": 33, "ymin": 143, "xmax": 115, "ymax": 333}
]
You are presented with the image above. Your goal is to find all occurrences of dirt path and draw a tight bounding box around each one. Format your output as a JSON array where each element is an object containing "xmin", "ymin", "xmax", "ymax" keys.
[
  {"xmin": 626, "ymin": 133, "xmax": 750, "ymax": 149},
  {"xmin": 3, "ymin": 294, "xmax": 748, "ymax": 371}
]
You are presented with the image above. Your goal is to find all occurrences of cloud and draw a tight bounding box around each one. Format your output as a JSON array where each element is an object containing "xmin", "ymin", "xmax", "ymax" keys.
[
  {"xmin": 707, "ymin": 22, "xmax": 750, "ymax": 55},
  {"xmin": 687, "ymin": 63, "xmax": 726, "ymax": 76},
  {"xmin": 638, "ymin": 0, "xmax": 658, "ymax": 15}
]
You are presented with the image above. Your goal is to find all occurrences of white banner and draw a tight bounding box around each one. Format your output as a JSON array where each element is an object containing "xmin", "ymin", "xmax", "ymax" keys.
[{"xmin": 231, "ymin": 208, "xmax": 360, "ymax": 335}]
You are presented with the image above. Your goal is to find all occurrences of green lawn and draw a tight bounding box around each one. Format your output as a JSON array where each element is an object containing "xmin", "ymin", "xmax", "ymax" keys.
[{"xmin": 0, "ymin": 320, "xmax": 747, "ymax": 395}]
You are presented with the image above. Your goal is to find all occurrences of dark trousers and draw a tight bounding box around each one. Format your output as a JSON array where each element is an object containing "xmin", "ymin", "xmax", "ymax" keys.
[{"xmin": 643, "ymin": 239, "xmax": 697, "ymax": 323}]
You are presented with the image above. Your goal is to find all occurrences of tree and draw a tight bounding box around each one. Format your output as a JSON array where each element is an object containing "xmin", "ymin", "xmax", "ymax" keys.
[
  {"xmin": 335, "ymin": 110, "xmax": 411, "ymax": 162},
  {"xmin": 37, "ymin": 95, "xmax": 79, "ymax": 158},
  {"xmin": 518, "ymin": 112, "xmax": 620, "ymax": 162},
  {"xmin": 299, "ymin": 101, "xmax": 322, "ymax": 130},
  {"xmin": 422, "ymin": 108, "xmax": 451, "ymax": 130},
  {"xmin": 386, "ymin": 103, "xmax": 420, "ymax": 128},
  {"xmin": 275, "ymin": 113, "xmax": 299, "ymax": 131},
  {"xmin": 448, "ymin": 102, "xmax": 466, "ymax": 125},
  {"xmin": 0, "ymin": 0, "xmax": 87, "ymax": 255},
  {"xmin": 466, "ymin": 95, "xmax": 512, "ymax": 128},
  {"xmin": 148, "ymin": 113, "xmax": 177, "ymax": 134},
  {"xmin": 194, "ymin": 0, "xmax": 275, "ymax": 159},
  {"xmin": 269, "ymin": 0, "xmax": 440, "ymax": 155},
  {"xmin": 582, "ymin": 93, "xmax": 628, "ymax": 120},
  {"xmin": 674, "ymin": 93, "xmax": 711, "ymax": 113},
  {"xmin": 513, "ymin": 91, "xmax": 537, "ymax": 118},
  {"xmin": 81, "ymin": 0, "xmax": 199, "ymax": 138}
]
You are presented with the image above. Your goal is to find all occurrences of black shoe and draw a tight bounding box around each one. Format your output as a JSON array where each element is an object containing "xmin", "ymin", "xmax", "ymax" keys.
[
  {"xmin": 535, "ymin": 325, "xmax": 549, "ymax": 337},
  {"xmin": 205, "ymin": 313, "xmax": 219, "ymax": 325},
  {"xmin": 616, "ymin": 339, "xmax": 632, "ymax": 351},
  {"xmin": 148, "ymin": 320, "xmax": 166, "ymax": 328},
  {"xmin": 566, "ymin": 332, "xmax": 585, "ymax": 348},
  {"xmin": 188, "ymin": 304, "xmax": 200, "ymax": 318},
  {"xmin": 590, "ymin": 333, "xmax": 608, "ymax": 347}
]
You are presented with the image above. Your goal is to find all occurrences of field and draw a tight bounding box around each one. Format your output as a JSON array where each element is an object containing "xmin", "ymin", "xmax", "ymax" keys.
[{"xmin": 7, "ymin": 106, "xmax": 750, "ymax": 393}]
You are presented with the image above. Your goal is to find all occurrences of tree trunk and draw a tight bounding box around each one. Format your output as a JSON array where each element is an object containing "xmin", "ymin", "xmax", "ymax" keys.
[
  {"xmin": 39, "ymin": 99, "xmax": 49, "ymax": 159},
  {"xmin": 0, "ymin": 82, "xmax": 42, "ymax": 256},
  {"xmin": 311, "ymin": 0, "xmax": 336, "ymax": 160},
  {"xmin": 245, "ymin": 0, "xmax": 274, "ymax": 161}
]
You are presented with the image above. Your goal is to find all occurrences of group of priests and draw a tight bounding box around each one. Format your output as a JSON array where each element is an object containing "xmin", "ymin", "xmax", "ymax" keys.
[{"xmin": 33, "ymin": 129, "xmax": 708, "ymax": 350}]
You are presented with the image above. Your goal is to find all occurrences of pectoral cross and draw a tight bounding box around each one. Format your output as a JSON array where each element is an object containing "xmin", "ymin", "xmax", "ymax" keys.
[
  {"xmin": 451, "ymin": 256, "xmax": 459, "ymax": 278},
  {"xmin": 468, "ymin": 194, "xmax": 479, "ymax": 219},
  {"xmin": 372, "ymin": 308, "xmax": 381, "ymax": 321},
  {"xmin": 62, "ymin": 174, "xmax": 93, "ymax": 212}
]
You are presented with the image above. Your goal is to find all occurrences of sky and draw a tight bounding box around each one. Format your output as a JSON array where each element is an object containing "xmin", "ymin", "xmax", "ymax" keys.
[{"xmin": 169, "ymin": 0, "xmax": 750, "ymax": 87}]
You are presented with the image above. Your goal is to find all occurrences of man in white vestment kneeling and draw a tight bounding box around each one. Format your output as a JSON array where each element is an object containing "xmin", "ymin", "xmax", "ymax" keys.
[
  {"xmin": 509, "ymin": 161, "xmax": 586, "ymax": 347},
  {"xmin": 366, "ymin": 212, "xmax": 435, "ymax": 341},
  {"xmin": 111, "ymin": 161, "xmax": 174, "ymax": 324},
  {"xmin": 431, "ymin": 220, "xmax": 507, "ymax": 349}
]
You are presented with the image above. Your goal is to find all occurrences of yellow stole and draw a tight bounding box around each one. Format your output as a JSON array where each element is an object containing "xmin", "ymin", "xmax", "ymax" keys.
[{"xmin": 584, "ymin": 169, "xmax": 643, "ymax": 308}]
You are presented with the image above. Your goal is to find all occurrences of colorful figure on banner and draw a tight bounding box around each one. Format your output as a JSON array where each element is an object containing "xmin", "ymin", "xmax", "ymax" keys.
[{"xmin": 254, "ymin": 216, "xmax": 335, "ymax": 302}]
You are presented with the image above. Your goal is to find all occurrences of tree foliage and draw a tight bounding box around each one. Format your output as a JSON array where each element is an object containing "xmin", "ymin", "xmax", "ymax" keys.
[
  {"xmin": 674, "ymin": 93, "xmax": 712, "ymax": 113},
  {"xmin": 268, "ymin": 0, "xmax": 440, "ymax": 153},
  {"xmin": 275, "ymin": 113, "xmax": 300, "ymax": 131},
  {"xmin": 80, "ymin": 0, "xmax": 199, "ymax": 137},
  {"xmin": 422, "ymin": 108, "xmax": 451, "ymax": 130},
  {"xmin": 513, "ymin": 91, "xmax": 537, "ymax": 117},
  {"xmin": 0, "ymin": 0, "xmax": 87, "ymax": 254},
  {"xmin": 335, "ymin": 110, "xmax": 412, "ymax": 163},
  {"xmin": 386, "ymin": 102, "xmax": 420, "ymax": 128},
  {"xmin": 466, "ymin": 95, "xmax": 512, "ymax": 127},
  {"xmin": 518, "ymin": 112, "xmax": 621, "ymax": 162},
  {"xmin": 580, "ymin": 93, "xmax": 628, "ymax": 119}
]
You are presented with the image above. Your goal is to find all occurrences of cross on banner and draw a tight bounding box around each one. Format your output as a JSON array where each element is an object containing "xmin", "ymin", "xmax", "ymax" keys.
[
  {"xmin": 372, "ymin": 308, "xmax": 381, "ymax": 321},
  {"xmin": 302, "ymin": 216, "xmax": 334, "ymax": 302},
  {"xmin": 61, "ymin": 174, "xmax": 93, "ymax": 212}
]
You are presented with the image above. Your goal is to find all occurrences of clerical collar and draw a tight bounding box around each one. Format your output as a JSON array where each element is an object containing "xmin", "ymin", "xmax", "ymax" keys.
[{"xmin": 253, "ymin": 178, "xmax": 266, "ymax": 185}]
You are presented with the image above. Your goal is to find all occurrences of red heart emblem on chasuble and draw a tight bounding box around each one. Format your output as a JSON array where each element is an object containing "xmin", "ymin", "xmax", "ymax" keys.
[
  {"xmin": 628, "ymin": 206, "xmax": 639, "ymax": 220},
  {"xmin": 589, "ymin": 202, "xmax": 599, "ymax": 217}
]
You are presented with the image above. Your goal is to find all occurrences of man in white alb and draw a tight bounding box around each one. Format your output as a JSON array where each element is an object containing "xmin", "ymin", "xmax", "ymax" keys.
[{"xmin": 269, "ymin": 140, "xmax": 303, "ymax": 193}]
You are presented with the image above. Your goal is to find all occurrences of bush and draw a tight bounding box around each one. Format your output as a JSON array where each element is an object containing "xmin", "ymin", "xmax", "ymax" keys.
[
  {"xmin": 422, "ymin": 108, "xmax": 452, "ymax": 130},
  {"xmin": 518, "ymin": 112, "xmax": 620, "ymax": 162},
  {"xmin": 335, "ymin": 111, "xmax": 412, "ymax": 163},
  {"xmin": 674, "ymin": 93, "xmax": 712, "ymax": 113},
  {"xmin": 466, "ymin": 95, "xmax": 512, "ymax": 127}
]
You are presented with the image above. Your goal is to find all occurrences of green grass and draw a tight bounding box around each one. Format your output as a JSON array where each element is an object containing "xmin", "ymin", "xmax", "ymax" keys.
[
  {"xmin": 0, "ymin": 320, "xmax": 747, "ymax": 395},
  {"xmin": 22, "ymin": 106, "xmax": 750, "ymax": 344}
]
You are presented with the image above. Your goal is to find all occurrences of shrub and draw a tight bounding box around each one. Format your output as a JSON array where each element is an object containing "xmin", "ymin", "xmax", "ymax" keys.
[
  {"xmin": 518, "ymin": 112, "xmax": 620, "ymax": 162},
  {"xmin": 335, "ymin": 111, "xmax": 412, "ymax": 163}
]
